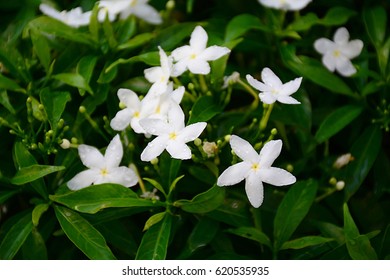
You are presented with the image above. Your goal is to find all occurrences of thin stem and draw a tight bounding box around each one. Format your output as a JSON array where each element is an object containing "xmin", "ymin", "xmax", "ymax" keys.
[
  {"xmin": 259, "ymin": 103, "xmax": 274, "ymax": 132},
  {"xmin": 237, "ymin": 78, "xmax": 259, "ymax": 109},
  {"xmin": 198, "ymin": 74, "xmax": 208, "ymax": 94}
]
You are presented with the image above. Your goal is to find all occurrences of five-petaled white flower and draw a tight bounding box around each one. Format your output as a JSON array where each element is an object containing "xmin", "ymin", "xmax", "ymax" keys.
[
  {"xmin": 171, "ymin": 26, "xmax": 231, "ymax": 76},
  {"xmin": 39, "ymin": 4, "xmax": 92, "ymax": 28},
  {"xmin": 246, "ymin": 68, "xmax": 302, "ymax": 105},
  {"xmin": 98, "ymin": 0, "xmax": 162, "ymax": 24},
  {"xmin": 144, "ymin": 46, "xmax": 174, "ymax": 96},
  {"xmin": 67, "ymin": 135, "xmax": 138, "ymax": 190},
  {"xmin": 258, "ymin": 0, "xmax": 312, "ymax": 11},
  {"xmin": 140, "ymin": 104, "xmax": 207, "ymax": 161},
  {"xmin": 217, "ymin": 135, "xmax": 296, "ymax": 208},
  {"xmin": 314, "ymin": 27, "xmax": 363, "ymax": 77}
]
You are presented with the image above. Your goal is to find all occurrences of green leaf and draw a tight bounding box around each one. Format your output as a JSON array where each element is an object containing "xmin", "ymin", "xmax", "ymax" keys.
[
  {"xmin": 143, "ymin": 212, "xmax": 166, "ymax": 231},
  {"xmin": 53, "ymin": 73, "xmax": 93, "ymax": 95},
  {"xmin": 225, "ymin": 14, "xmax": 264, "ymax": 42},
  {"xmin": 0, "ymin": 210, "xmax": 33, "ymax": 259},
  {"xmin": 0, "ymin": 73, "xmax": 24, "ymax": 92},
  {"xmin": 273, "ymin": 180, "xmax": 318, "ymax": 252},
  {"xmin": 343, "ymin": 203, "xmax": 378, "ymax": 260},
  {"xmin": 280, "ymin": 236, "xmax": 333, "ymax": 250},
  {"xmin": 280, "ymin": 45, "xmax": 355, "ymax": 97},
  {"xmin": 106, "ymin": 51, "xmax": 159, "ymax": 72},
  {"xmin": 143, "ymin": 178, "xmax": 167, "ymax": 197},
  {"xmin": 0, "ymin": 90, "xmax": 16, "ymax": 114},
  {"xmin": 315, "ymin": 105, "xmax": 363, "ymax": 143},
  {"xmin": 188, "ymin": 217, "xmax": 219, "ymax": 253},
  {"xmin": 11, "ymin": 164, "xmax": 65, "ymax": 185},
  {"xmin": 174, "ymin": 185, "xmax": 225, "ymax": 214},
  {"xmin": 136, "ymin": 213, "xmax": 172, "ymax": 260},
  {"xmin": 0, "ymin": 41, "xmax": 30, "ymax": 82},
  {"xmin": 363, "ymin": 6, "xmax": 387, "ymax": 47},
  {"xmin": 32, "ymin": 203, "xmax": 50, "ymax": 227},
  {"xmin": 0, "ymin": 189, "xmax": 19, "ymax": 204},
  {"xmin": 30, "ymin": 28, "xmax": 51, "ymax": 72},
  {"xmin": 77, "ymin": 55, "xmax": 98, "ymax": 85},
  {"xmin": 21, "ymin": 228, "xmax": 48, "ymax": 260},
  {"xmin": 344, "ymin": 125, "xmax": 382, "ymax": 200},
  {"xmin": 54, "ymin": 205, "xmax": 116, "ymax": 260},
  {"xmin": 320, "ymin": 7, "xmax": 357, "ymax": 26},
  {"xmin": 188, "ymin": 96, "xmax": 222, "ymax": 124},
  {"xmin": 50, "ymin": 184, "xmax": 164, "ymax": 214},
  {"xmin": 151, "ymin": 22, "xmax": 199, "ymax": 50},
  {"xmin": 40, "ymin": 89, "xmax": 71, "ymax": 131},
  {"xmin": 226, "ymin": 227, "xmax": 272, "ymax": 249},
  {"xmin": 287, "ymin": 13, "xmax": 319, "ymax": 32},
  {"xmin": 117, "ymin": 33, "xmax": 155, "ymax": 51},
  {"xmin": 207, "ymin": 199, "xmax": 252, "ymax": 227}
]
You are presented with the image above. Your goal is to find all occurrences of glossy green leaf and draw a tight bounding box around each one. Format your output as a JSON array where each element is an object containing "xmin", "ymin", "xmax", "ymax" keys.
[
  {"xmin": 106, "ymin": 51, "xmax": 159, "ymax": 72},
  {"xmin": 188, "ymin": 217, "xmax": 219, "ymax": 252},
  {"xmin": 11, "ymin": 164, "xmax": 65, "ymax": 185},
  {"xmin": 77, "ymin": 55, "xmax": 98, "ymax": 85},
  {"xmin": 159, "ymin": 153, "xmax": 181, "ymax": 191},
  {"xmin": 117, "ymin": 33, "xmax": 155, "ymax": 51},
  {"xmin": 143, "ymin": 212, "xmax": 166, "ymax": 231},
  {"xmin": 0, "ymin": 189, "xmax": 19, "ymax": 204},
  {"xmin": 54, "ymin": 205, "xmax": 116, "ymax": 260},
  {"xmin": 143, "ymin": 178, "xmax": 167, "ymax": 197},
  {"xmin": 32, "ymin": 203, "xmax": 50, "ymax": 227},
  {"xmin": 225, "ymin": 14, "xmax": 262, "ymax": 42},
  {"xmin": 287, "ymin": 13, "xmax": 319, "ymax": 31},
  {"xmin": 363, "ymin": 6, "xmax": 387, "ymax": 46},
  {"xmin": 320, "ymin": 7, "xmax": 357, "ymax": 26},
  {"xmin": 344, "ymin": 125, "xmax": 382, "ymax": 200},
  {"xmin": 281, "ymin": 236, "xmax": 333, "ymax": 250},
  {"xmin": 50, "ymin": 184, "xmax": 164, "ymax": 214},
  {"xmin": 315, "ymin": 105, "xmax": 363, "ymax": 143},
  {"xmin": 151, "ymin": 22, "xmax": 199, "ymax": 50},
  {"xmin": 0, "ymin": 41, "xmax": 30, "ymax": 82},
  {"xmin": 135, "ymin": 213, "xmax": 172, "ymax": 260},
  {"xmin": 0, "ymin": 90, "xmax": 16, "ymax": 114},
  {"xmin": 207, "ymin": 198, "xmax": 252, "ymax": 228},
  {"xmin": 0, "ymin": 73, "xmax": 24, "ymax": 92},
  {"xmin": 273, "ymin": 180, "xmax": 318, "ymax": 251},
  {"xmin": 315, "ymin": 221, "xmax": 345, "ymax": 245},
  {"xmin": 174, "ymin": 185, "xmax": 225, "ymax": 214},
  {"xmin": 188, "ymin": 96, "xmax": 222, "ymax": 124},
  {"xmin": 0, "ymin": 210, "xmax": 33, "ymax": 259},
  {"xmin": 226, "ymin": 227, "xmax": 272, "ymax": 249},
  {"xmin": 21, "ymin": 228, "xmax": 48, "ymax": 260},
  {"xmin": 102, "ymin": 15, "xmax": 117, "ymax": 49},
  {"xmin": 343, "ymin": 203, "xmax": 377, "ymax": 260},
  {"xmin": 40, "ymin": 89, "xmax": 71, "ymax": 131},
  {"xmin": 53, "ymin": 73, "xmax": 93, "ymax": 95},
  {"xmin": 30, "ymin": 28, "xmax": 51, "ymax": 72}
]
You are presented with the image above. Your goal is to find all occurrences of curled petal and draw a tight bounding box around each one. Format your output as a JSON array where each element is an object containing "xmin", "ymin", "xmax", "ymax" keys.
[
  {"xmin": 261, "ymin": 68, "xmax": 282, "ymax": 87},
  {"xmin": 230, "ymin": 135, "xmax": 259, "ymax": 162},
  {"xmin": 190, "ymin": 26, "xmax": 208, "ymax": 53},
  {"xmin": 246, "ymin": 74, "xmax": 270, "ymax": 92},
  {"xmin": 110, "ymin": 108, "xmax": 133, "ymax": 131},
  {"xmin": 78, "ymin": 145, "xmax": 105, "ymax": 169},
  {"xmin": 245, "ymin": 172, "xmax": 264, "ymax": 208},
  {"xmin": 104, "ymin": 135, "xmax": 123, "ymax": 168},
  {"xmin": 166, "ymin": 141, "xmax": 192, "ymax": 160},
  {"xmin": 140, "ymin": 135, "xmax": 169, "ymax": 161},
  {"xmin": 259, "ymin": 140, "xmax": 282, "ymax": 168},
  {"xmin": 217, "ymin": 162, "xmax": 252, "ymax": 186},
  {"xmin": 258, "ymin": 167, "xmax": 296, "ymax": 186},
  {"xmin": 67, "ymin": 169, "xmax": 100, "ymax": 190}
]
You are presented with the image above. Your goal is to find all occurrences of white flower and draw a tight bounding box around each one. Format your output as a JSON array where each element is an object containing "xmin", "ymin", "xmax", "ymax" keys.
[
  {"xmin": 171, "ymin": 26, "xmax": 231, "ymax": 76},
  {"xmin": 140, "ymin": 104, "xmax": 207, "ymax": 161},
  {"xmin": 246, "ymin": 68, "xmax": 302, "ymax": 105},
  {"xmin": 258, "ymin": 0, "xmax": 312, "ymax": 11},
  {"xmin": 39, "ymin": 4, "xmax": 91, "ymax": 28},
  {"xmin": 222, "ymin": 71, "xmax": 240, "ymax": 89},
  {"xmin": 144, "ymin": 47, "xmax": 173, "ymax": 96},
  {"xmin": 314, "ymin": 27, "xmax": 363, "ymax": 77},
  {"xmin": 217, "ymin": 135, "xmax": 296, "ymax": 208},
  {"xmin": 67, "ymin": 135, "xmax": 138, "ymax": 190},
  {"xmin": 98, "ymin": 0, "xmax": 162, "ymax": 24}
]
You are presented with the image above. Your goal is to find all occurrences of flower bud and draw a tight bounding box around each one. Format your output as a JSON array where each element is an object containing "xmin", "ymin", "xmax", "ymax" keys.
[
  {"xmin": 150, "ymin": 158, "xmax": 159, "ymax": 165},
  {"xmin": 286, "ymin": 164, "xmax": 294, "ymax": 172},
  {"xmin": 329, "ymin": 177, "xmax": 337, "ymax": 185},
  {"xmin": 60, "ymin": 139, "xmax": 71, "ymax": 149},
  {"xmin": 271, "ymin": 128, "xmax": 278, "ymax": 135},
  {"xmin": 224, "ymin": 134, "xmax": 231, "ymax": 142},
  {"xmin": 336, "ymin": 181, "xmax": 345, "ymax": 191},
  {"xmin": 203, "ymin": 141, "xmax": 218, "ymax": 157},
  {"xmin": 194, "ymin": 138, "xmax": 202, "ymax": 146},
  {"xmin": 79, "ymin": 106, "xmax": 86, "ymax": 113}
]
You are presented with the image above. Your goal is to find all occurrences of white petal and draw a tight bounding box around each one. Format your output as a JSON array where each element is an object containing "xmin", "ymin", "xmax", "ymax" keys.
[
  {"xmin": 258, "ymin": 167, "xmax": 296, "ymax": 186},
  {"xmin": 259, "ymin": 140, "xmax": 282, "ymax": 168},
  {"xmin": 322, "ymin": 52, "xmax": 337, "ymax": 72},
  {"xmin": 259, "ymin": 92, "xmax": 277, "ymax": 104},
  {"xmin": 171, "ymin": 86, "xmax": 185, "ymax": 104},
  {"xmin": 245, "ymin": 172, "xmax": 264, "ymax": 208},
  {"xmin": 314, "ymin": 38, "xmax": 334, "ymax": 55},
  {"xmin": 287, "ymin": 0, "xmax": 312, "ymax": 11},
  {"xmin": 187, "ymin": 59, "xmax": 211, "ymax": 75},
  {"xmin": 166, "ymin": 141, "xmax": 192, "ymax": 160},
  {"xmin": 118, "ymin": 88, "xmax": 140, "ymax": 108},
  {"xmin": 341, "ymin": 40, "xmax": 363, "ymax": 59},
  {"xmin": 139, "ymin": 118, "xmax": 171, "ymax": 135},
  {"xmin": 39, "ymin": 4, "xmax": 63, "ymax": 22},
  {"xmin": 190, "ymin": 26, "xmax": 208, "ymax": 53},
  {"xmin": 334, "ymin": 27, "xmax": 350, "ymax": 45},
  {"xmin": 280, "ymin": 77, "xmax": 302, "ymax": 96},
  {"xmin": 167, "ymin": 104, "xmax": 185, "ymax": 130},
  {"xmin": 230, "ymin": 135, "xmax": 259, "ymax": 162},
  {"xmin": 78, "ymin": 144, "xmax": 105, "ymax": 169},
  {"xmin": 200, "ymin": 46, "xmax": 230, "ymax": 61},
  {"xmin": 246, "ymin": 74, "xmax": 270, "ymax": 92},
  {"xmin": 110, "ymin": 108, "xmax": 133, "ymax": 131},
  {"xmin": 106, "ymin": 167, "xmax": 138, "ymax": 187},
  {"xmin": 261, "ymin": 68, "xmax": 282, "ymax": 87},
  {"xmin": 67, "ymin": 169, "xmax": 100, "ymax": 190},
  {"xmin": 177, "ymin": 122, "xmax": 207, "ymax": 143},
  {"xmin": 140, "ymin": 135, "xmax": 169, "ymax": 161},
  {"xmin": 132, "ymin": 4, "xmax": 162, "ymax": 25},
  {"xmin": 144, "ymin": 66, "xmax": 163, "ymax": 83},
  {"xmin": 335, "ymin": 56, "xmax": 357, "ymax": 77},
  {"xmin": 172, "ymin": 59, "xmax": 188, "ymax": 76},
  {"xmin": 277, "ymin": 95, "xmax": 301, "ymax": 104},
  {"xmin": 147, "ymin": 81, "xmax": 168, "ymax": 96},
  {"xmin": 158, "ymin": 46, "xmax": 172, "ymax": 74},
  {"xmin": 104, "ymin": 135, "xmax": 123, "ymax": 167},
  {"xmin": 130, "ymin": 117, "xmax": 146, "ymax": 134},
  {"xmin": 171, "ymin": 45, "xmax": 192, "ymax": 61},
  {"xmin": 217, "ymin": 162, "xmax": 252, "ymax": 186}
]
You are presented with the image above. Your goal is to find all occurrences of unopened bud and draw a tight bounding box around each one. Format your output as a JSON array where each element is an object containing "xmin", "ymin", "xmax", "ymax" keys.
[
  {"xmin": 119, "ymin": 102, "xmax": 126, "ymax": 109},
  {"xmin": 203, "ymin": 141, "xmax": 218, "ymax": 158},
  {"xmin": 224, "ymin": 134, "xmax": 231, "ymax": 142},
  {"xmin": 271, "ymin": 128, "xmax": 278, "ymax": 135},
  {"xmin": 336, "ymin": 181, "xmax": 345, "ymax": 191},
  {"xmin": 329, "ymin": 177, "xmax": 337, "ymax": 185},
  {"xmin": 150, "ymin": 158, "xmax": 159, "ymax": 165},
  {"xmin": 60, "ymin": 139, "xmax": 71, "ymax": 149},
  {"xmin": 194, "ymin": 138, "xmax": 202, "ymax": 146},
  {"xmin": 286, "ymin": 164, "xmax": 294, "ymax": 172},
  {"xmin": 79, "ymin": 106, "xmax": 86, "ymax": 113}
]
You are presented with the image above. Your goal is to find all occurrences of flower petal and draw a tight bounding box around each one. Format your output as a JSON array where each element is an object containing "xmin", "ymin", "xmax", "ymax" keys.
[
  {"xmin": 187, "ymin": 59, "xmax": 211, "ymax": 75},
  {"xmin": 259, "ymin": 139, "xmax": 282, "ymax": 168},
  {"xmin": 334, "ymin": 27, "xmax": 349, "ymax": 45},
  {"xmin": 322, "ymin": 52, "xmax": 337, "ymax": 72},
  {"xmin": 158, "ymin": 46, "xmax": 172, "ymax": 74},
  {"xmin": 67, "ymin": 169, "xmax": 100, "ymax": 190},
  {"xmin": 258, "ymin": 167, "xmax": 296, "ymax": 186},
  {"xmin": 118, "ymin": 88, "xmax": 140, "ymax": 108},
  {"xmin": 177, "ymin": 122, "xmax": 207, "ymax": 143},
  {"xmin": 130, "ymin": 4, "xmax": 162, "ymax": 25},
  {"xmin": 341, "ymin": 39, "xmax": 363, "ymax": 59},
  {"xmin": 171, "ymin": 86, "xmax": 185, "ymax": 104},
  {"xmin": 245, "ymin": 172, "xmax": 264, "ymax": 208},
  {"xmin": 200, "ymin": 46, "xmax": 230, "ymax": 61},
  {"xmin": 166, "ymin": 141, "xmax": 192, "ymax": 160},
  {"xmin": 277, "ymin": 95, "xmax": 301, "ymax": 104},
  {"xmin": 144, "ymin": 66, "xmax": 163, "ymax": 83},
  {"xmin": 259, "ymin": 92, "xmax": 277, "ymax": 104},
  {"xmin": 110, "ymin": 108, "xmax": 133, "ymax": 131},
  {"xmin": 190, "ymin": 26, "xmax": 208, "ymax": 53},
  {"xmin": 106, "ymin": 167, "xmax": 138, "ymax": 187},
  {"xmin": 336, "ymin": 56, "xmax": 357, "ymax": 77},
  {"xmin": 172, "ymin": 59, "xmax": 188, "ymax": 76},
  {"xmin": 78, "ymin": 144, "xmax": 105, "ymax": 169},
  {"xmin": 167, "ymin": 103, "xmax": 185, "ymax": 130},
  {"xmin": 140, "ymin": 135, "xmax": 169, "ymax": 161},
  {"xmin": 246, "ymin": 74, "xmax": 270, "ymax": 92},
  {"xmin": 280, "ymin": 77, "xmax": 302, "ymax": 96},
  {"xmin": 230, "ymin": 135, "xmax": 259, "ymax": 162},
  {"xmin": 139, "ymin": 118, "xmax": 171, "ymax": 135},
  {"xmin": 314, "ymin": 38, "xmax": 334, "ymax": 55},
  {"xmin": 104, "ymin": 135, "xmax": 123, "ymax": 167},
  {"xmin": 171, "ymin": 46, "xmax": 192, "ymax": 61},
  {"xmin": 217, "ymin": 161, "xmax": 252, "ymax": 186},
  {"xmin": 261, "ymin": 67, "xmax": 282, "ymax": 87}
]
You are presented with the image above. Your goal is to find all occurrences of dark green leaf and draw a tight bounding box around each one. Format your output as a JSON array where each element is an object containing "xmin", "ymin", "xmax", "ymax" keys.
[
  {"xmin": 188, "ymin": 96, "xmax": 222, "ymax": 124},
  {"xmin": 281, "ymin": 236, "xmax": 333, "ymax": 250},
  {"xmin": 21, "ymin": 228, "xmax": 48, "ymax": 260},
  {"xmin": 0, "ymin": 210, "xmax": 33, "ymax": 259},
  {"xmin": 343, "ymin": 203, "xmax": 377, "ymax": 260},
  {"xmin": 106, "ymin": 51, "xmax": 159, "ymax": 72},
  {"xmin": 0, "ymin": 41, "xmax": 30, "ymax": 82},
  {"xmin": 0, "ymin": 73, "xmax": 25, "ymax": 92},
  {"xmin": 11, "ymin": 165, "xmax": 65, "ymax": 185},
  {"xmin": 40, "ymin": 89, "xmax": 71, "ymax": 131},
  {"xmin": 77, "ymin": 55, "xmax": 98, "ymax": 85},
  {"xmin": 117, "ymin": 33, "xmax": 155, "ymax": 51},
  {"xmin": 54, "ymin": 205, "xmax": 116, "ymax": 260},
  {"xmin": 0, "ymin": 190, "xmax": 19, "ymax": 204},
  {"xmin": 207, "ymin": 198, "xmax": 252, "ymax": 227},
  {"xmin": 273, "ymin": 180, "xmax": 318, "ymax": 251},
  {"xmin": 344, "ymin": 125, "xmax": 382, "ymax": 200},
  {"xmin": 53, "ymin": 73, "xmax": 93, "ymax": 95},
  {"xmin": 320, "ymin": 7, "xmax": 357, "ymax": 26},
  {"xmin": 136, "ymin": 213, "xmax": 172, "ymax": 260},
  {"xmin": 287, "ymin": 13, "xmax": 319, "ymax": 32},
  {"xmin": 226, "ymin": 227, "xmax": 272, "ymax": 249},
  {"xmin": 363, "ymin": 6, "xmax": 387, "ymax": 46},
  {"xmin": 174, "ymin": 185, "xmax": 225, "ymax": 214},
  {"xmin": 50, "ymin": 184, "xmax": 165, "ymax": 214},
  {"xmin": 225, "ymin": 14, "xmax": 270, "ymax": 42},
  {"xmin": 188, "ymin": 217, "xmax": 219, "ymax": 253},
  {"xmin": 32, "ymin": 203, "xmax": 50, "ymax": 227},
  {"xmin": 143, "ymin": 212, "xmax": 166, "ymax": 231},
  {"xmin": 151, "ymin": 22, "xmax": 199, "ymax": 50},
  {"xmin": 30, "ymin": 28, "xmax": 51, "ymax": 72},
  {"xmin": 143, "ymin": 178, "xmax": 167, "ymax": 197},
  {"xmin": 0, "ymin": 90, "xmax": 16, "ymax": 114},
  {"xmin": 315, "ymin": 105, "xmax": 363, "ymax": 143}
]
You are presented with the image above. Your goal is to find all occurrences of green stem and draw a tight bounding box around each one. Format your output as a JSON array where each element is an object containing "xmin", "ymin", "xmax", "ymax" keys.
[
  {"xmin": 198, "ymin": 74, "xmax": 208, "ymax": 94},
  {"xmin": 237, "ymin": 79, "xmax": 259, "ymax": 109},
  {"xmin": 259, "ymin": 103, "xmax": 274, "ymax": 132}
]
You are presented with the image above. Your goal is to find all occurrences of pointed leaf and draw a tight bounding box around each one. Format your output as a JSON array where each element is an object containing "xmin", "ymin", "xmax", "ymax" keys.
[
  {"xmin": 53, "ymin": 73, "xmax": 93, "ymax": 95},
  {"xmin": 0, "ymin": 90, "xmax": 16, "ymax": 114},
  {"xmin": 21, "ymin": 228, "xmax": 48, "ymax": 260},
  {"xmin": 188, "ymin": 95, "xmax": 222, "ymax": 124},
  {"xmin": 32, "ymin": 203, "xmax": 50, "ymax": 227},
  {"xmin": 117, "ymin": 33, "xmax": 155, "ymax": 51},
  {"xmin": 225, "ymin": 14, "xmax": 270, "ymax": 42},
  {"xmin": 188, "ymin": 217, "xmax": 219, "ymax": 252},
  {"xmin": 274, "ymin": 179, "xmax": 318, "ymax": 251},
  {"xmin": 226, "ymin": 227, "xmax": 272, "ymax": 249},
  {"xmin": 143, "ymin": 212, "xmax": 166, "ymax": 231},
  {"xmin": 30, "ymin": 28, "xmax": 51, "ymax": 72},
  {"xmin": 363, "ymin": 6, "xmax": 387, "ymax": 47},
  {"xmin": 280, "ymin": 236, "xmax": 334, "ymax": 250},
  {"xmin": 320, "ymin": 7, "xmax": 357, "ymax": 26},
  {"xmin": 40, "ymin": 89, "xmax": 71, "ymax": 131},
  {"xmin": 11, "ymin": 164, "xmax": 65, "ymax": 185},
  {"xmin": 0, "ymin": 73, "xmax": 25, "ymax": 92},
  {"xmin": 50, "ymin": 184, "xmax": 165, "ymax": 214},
  {"xmin": 54, "ymin": 205, "xmax": 116, "ymax": 260},
  {"xmin": 136, "ymin": 213, "xmax": 172, "ymax": 260}
]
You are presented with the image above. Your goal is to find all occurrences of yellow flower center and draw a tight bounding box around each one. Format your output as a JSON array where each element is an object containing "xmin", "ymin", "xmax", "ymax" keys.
[
  {"xmin": 133, "ymin": 111, "xmax": 140, "ymax": 118},
  {"xmin": 169, "ymin": 132, "xmax": 177, "ymax": 140},
  {"xmin": 251, "ymin": 163, "xmax": 260, "ymax": 171},
  {"xmin": 100, "ymin": 168, "xmax": 109, "ymax": 177},
  {"xmin": 131, "ymin": 0, "xmax": 138, "ymax": 7},
  {"xmin": 190, "ymin": 53, "xmax": 197, "ymax": 60},
  {"xmin": 333, "ymin": 50, "xmax": 341, "ymax": 57}
]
